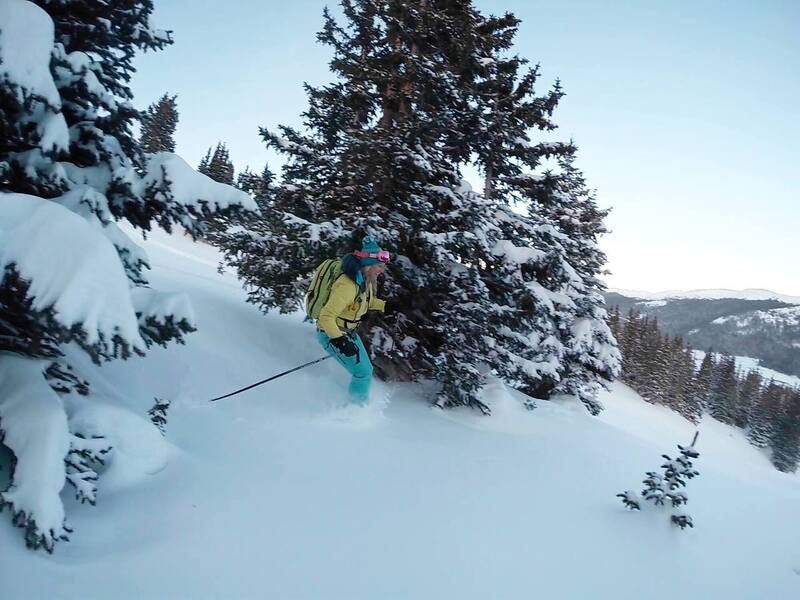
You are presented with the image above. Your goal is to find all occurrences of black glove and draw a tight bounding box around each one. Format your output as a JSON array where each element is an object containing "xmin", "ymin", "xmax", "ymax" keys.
[
  {"xmin": 329, "ymin": 335, "xmax": 359, "ymax": 357},
  {"xmin": 382, "ymin": 299, "xmax": 394, "ymax": 315}
]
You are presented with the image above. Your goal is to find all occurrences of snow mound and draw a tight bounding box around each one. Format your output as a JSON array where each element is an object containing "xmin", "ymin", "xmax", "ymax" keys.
[
  {"xmin": 66, "ymin": 401, "xmax": 172, "ymax": 493},
  {"xmin": 435, "ymin": 376, "xmax": 553, "ymax": 435}
]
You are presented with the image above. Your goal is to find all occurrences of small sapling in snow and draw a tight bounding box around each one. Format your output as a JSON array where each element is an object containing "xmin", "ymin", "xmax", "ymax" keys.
[{"xmin": 618, "ymin": 431, "xmax": 700, "ymax": 530}]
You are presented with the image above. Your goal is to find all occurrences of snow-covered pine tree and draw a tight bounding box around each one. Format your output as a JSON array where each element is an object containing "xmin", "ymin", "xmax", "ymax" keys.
[
  {"xmin": 770, "ymin": 387, "xmax": 800, "ymax": 473},
  {"xmin": 207, "ymin": 164, "xmax": 274, "ymax": 250},
  {"xmin": 649, "ymin": 319, "xmax": 673, "ymax": 405},
  {"xmin": 681, "ymin": 353, "xmax": 704, "ymax": 423},
  {"xmin": 660, "ymin": 335, "xmax": 681, "ymax": 412},
  {"xmin": 431, "ymin": 22, "xmax": 577, "ymax": 408},
  {"xmin": 220, "ymin": 0, "xmax": 616, "ymax": 413},
  {"xmin": 618, "ymin": 432, "xmax": 700, "ymax": 530},
  {"xmin": 140, "ymin": 92, "xmax": 178, "ymax": 153},
  {"xmin": 736, "ymin": 369, "xmax": 763, "ymax": 429},
  {"xmin": 197, "ymin": 147, "xmax": 212, "ymax": 175},
  {"xmin": 198, "ymin": 142, "xmax": 239, "ymax": 242},
  {"xmin": 692, "ymin": 350, "xmax": 715, "ymax": 413},
  {"xmin": 615, "ymin": 314, "xmax": 700, "ymax": 422},
  {"xmin": 708, "ymin": 353, "xmax": 738, "ymax": 425},
  {"xmin": 747, "ymin": 378, "xmax": 782, "ymax": 448},
  {"xmin": 148, "ymin": 397, "xmax": 171, "ymax": 435},
  {"xmin": 618, "ymin": 309, "xmax": 645, "ymax": 387},
  {"xmin": 0, "ymin": 0, "xmax": 255, "ymax": 552},
  {"xmin": 198, "ymin": 142, "xmax": 234, "ymax": 185},
  {"xmin": 64, "ymin": 433, "xmax": 111, "ymax": 507},
  {"xmin": 522, "ymin": 156, "xmax": 621, "ymax": 413},
  {"xmin": 670, "ymin": 337, "xmax": 702, "ymax": 423},
  {"xmin": 236, "ymin": 165, "xmax": 273, "ymax": 211},
  {"xmin": 638, "ymin": 320, "xmax": 656, "ymax": 396},
  {"xmin": 451, "ymin": 20, "xmax": 620, "ymax": 412},
  {"xmin": 608, "ymin": 305, "xmax": 622, "ymax": 341},
  {"xmin": 626, "ymin": 315, "xmax": 664, "ymax": 404}
]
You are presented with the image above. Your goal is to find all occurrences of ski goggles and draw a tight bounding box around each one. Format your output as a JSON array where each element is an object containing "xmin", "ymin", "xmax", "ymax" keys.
[{"xmin": 353, "ymin": 250, "xmax": 391, "ymax": 263}]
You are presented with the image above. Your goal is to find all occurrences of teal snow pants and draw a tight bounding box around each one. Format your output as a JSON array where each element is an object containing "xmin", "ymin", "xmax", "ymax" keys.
[{"xmin": 317, "ymin": 330, "xmax": 373, "ymax": 404}]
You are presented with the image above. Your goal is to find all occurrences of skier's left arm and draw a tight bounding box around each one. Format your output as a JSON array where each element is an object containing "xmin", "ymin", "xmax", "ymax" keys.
[
  {"xmin": 369, "ymin": 296, "xmax": 386, "ymax": 312},
  {"xmin": 367, "ymin": 281, "xmax": 386, "ymax": 312}
]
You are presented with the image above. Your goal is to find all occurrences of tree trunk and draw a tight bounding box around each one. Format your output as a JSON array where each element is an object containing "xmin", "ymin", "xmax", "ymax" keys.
[{"xmin": 483, "ymin": 164, "xmax": 494, "ymax": 200}]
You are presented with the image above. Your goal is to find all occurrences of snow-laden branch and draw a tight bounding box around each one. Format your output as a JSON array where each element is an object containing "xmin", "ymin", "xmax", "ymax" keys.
[
  {"xmin": 0, "ymin": 356, "xmax": 71, "ymax": 553},
  {"xmin": 0, "ymin": 193, "xmax": 146, "ymax": 352},
  {"xmin": 141, "ymin": 153, "xmax": 258, "ymax": 215}
]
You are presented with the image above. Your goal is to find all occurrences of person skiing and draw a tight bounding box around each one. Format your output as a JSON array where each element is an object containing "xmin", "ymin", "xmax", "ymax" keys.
[{"xmin": 315, "ymin": 236, "xmax": 389, "ymax": 404}]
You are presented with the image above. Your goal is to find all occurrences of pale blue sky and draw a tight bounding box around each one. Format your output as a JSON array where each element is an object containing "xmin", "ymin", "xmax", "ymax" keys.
[{"xmin": 132, "ymin": 1, "xmax": 799, "ymax": 295}]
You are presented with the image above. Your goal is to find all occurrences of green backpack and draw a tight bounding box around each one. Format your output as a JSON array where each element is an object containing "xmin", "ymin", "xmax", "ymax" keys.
[{"xmin": 305, "ymin": 258, "xmax": 343, "ymax": 319}]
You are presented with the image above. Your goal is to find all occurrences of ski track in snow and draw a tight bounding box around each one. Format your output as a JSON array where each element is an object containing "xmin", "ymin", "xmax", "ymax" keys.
[{"xmin": 2, "ymin": 229, "xmax": 800, "ymax": 600}]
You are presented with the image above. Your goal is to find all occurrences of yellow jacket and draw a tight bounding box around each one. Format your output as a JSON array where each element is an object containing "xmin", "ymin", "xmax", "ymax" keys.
[{"xmin": 318, "ymin": 274, "xmax": 385, "ymax": 339}]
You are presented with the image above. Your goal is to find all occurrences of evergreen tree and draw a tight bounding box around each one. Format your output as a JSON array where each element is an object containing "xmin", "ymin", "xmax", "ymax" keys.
[
  {"xmin": 670, "ymin": 337, "xmax": 702, "ymax": 423},
  {"xmin": 618, "ymin": 432, "xmax": 700, "ymax": 530},
  {"xmin": 148, "ymin": 397, "xmax": 171, "ymax": 435},
  {"xmin": 219, "ymin": 0, "xmax": 618, "ymax": 413},
  {"xmin": 608, "ymin": 305, "xmax": 622, "ymax": 341},
  {"xmin": 615, "ymin": 314, "xmax": 701, "ymax": 423},
  {"xmin": 770, "ymin": 388, "xmax": 800, "ymax": 473},
  {"xmin": 619, "ymin": 309, "xmax": 644, "ymax": 387},
  {"xmin": 637, "ymin": 316, "xmax": 667, "ymax": 404},
  {"xmin": 736, "ymin": 370, "xmax": 763, "ymax": 429},
  {"xmin": 532, "ymin": 157, "xmax": 621, "ymax": 412},
  {"xmin": 708, "ymin": 353, "xmax": 738, "ymax": 425},
  {"xmin": 692, "ymin": 350, "xmax": 715, "ymax": 413},
  {"xmin": 197, "ymin": 142, "xmax": 239, "ymax": 243},
  {"xmin": 64, "ymin": 433, "xmax": 112, "ymax": 507},
  {"xmin": 197, "ymin": 147, "xmax": 212, "ymax": 175},
  {"xmin": 198, "ymin": 142, "xmax": 234, "ymax": 185},
  {"xmin": 748, "ymin": 379, "xmax": 782, "ymax": 447},
  {"xmin": 140, "ymin": 92, "xmax": 178, "ymax": 153},
  {"xmin": 0, "ymin": 0, "xmax": 254, "ymax": 552},
  {"xmin": 236, "ymin": 165, "xmax": 273, "ymax": 210},
  {"xmin": 451, "ymin": 23, "xmax": 621, "ymax": 410}
]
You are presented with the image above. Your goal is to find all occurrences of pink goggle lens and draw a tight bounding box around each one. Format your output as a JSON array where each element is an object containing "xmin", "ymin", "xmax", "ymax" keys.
[{"xmin": 354, "ymin": 250, "xmax": 391, "ymax": 263}]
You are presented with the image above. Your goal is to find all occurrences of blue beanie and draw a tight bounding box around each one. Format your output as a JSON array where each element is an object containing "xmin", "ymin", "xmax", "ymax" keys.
[{"xmin": 359, "ymin": 235, "xmax": 382, "ymax": 266}]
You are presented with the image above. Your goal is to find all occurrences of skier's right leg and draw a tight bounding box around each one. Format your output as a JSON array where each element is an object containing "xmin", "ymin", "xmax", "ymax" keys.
[
  {"xmin": 317, "ymin": 330, "xmax": 373, "ymax": 404},
  {"xmin": 344, "ymin": 333, "xmax": 372, "ymax": 404}
]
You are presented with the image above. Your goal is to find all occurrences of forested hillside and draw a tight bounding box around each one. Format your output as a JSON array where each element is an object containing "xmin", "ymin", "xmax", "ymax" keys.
[{"xmin": 605, "ymin": 292, "xmax": 800, "ymax": 376}]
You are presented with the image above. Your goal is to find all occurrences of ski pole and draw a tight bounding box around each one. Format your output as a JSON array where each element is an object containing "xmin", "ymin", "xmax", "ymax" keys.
[{"xmin": 209, "ymin": 355, "xmax": 333, "ymax": 402}]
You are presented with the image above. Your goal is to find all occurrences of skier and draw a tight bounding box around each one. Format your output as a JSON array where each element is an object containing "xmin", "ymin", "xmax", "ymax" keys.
[{"xmin": 315, "ymin": 236, "xmax": 390, "ymax": 404}]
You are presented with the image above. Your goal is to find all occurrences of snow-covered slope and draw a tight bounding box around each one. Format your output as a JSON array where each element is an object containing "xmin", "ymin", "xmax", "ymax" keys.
[
  {"xmin": 609, "ymin": 287, "xmax": 800, "ymax": 304},
  {"xmin": 713, "ymin": 305, "xmax": 800, "ymax": 328},
  {"xmin": 2, "ymin": 229, "xmax": 799, "ymax": 600}
]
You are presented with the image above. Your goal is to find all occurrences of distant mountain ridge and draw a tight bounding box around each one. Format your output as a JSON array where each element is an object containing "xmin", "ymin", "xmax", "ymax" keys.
[
  {"xmin": 608, "ymin": 288, "xmax": 800, "ymax": 305},
  {"xmin": 605, "ymin": 291, "xmax": 800, "ymax": 378}
]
